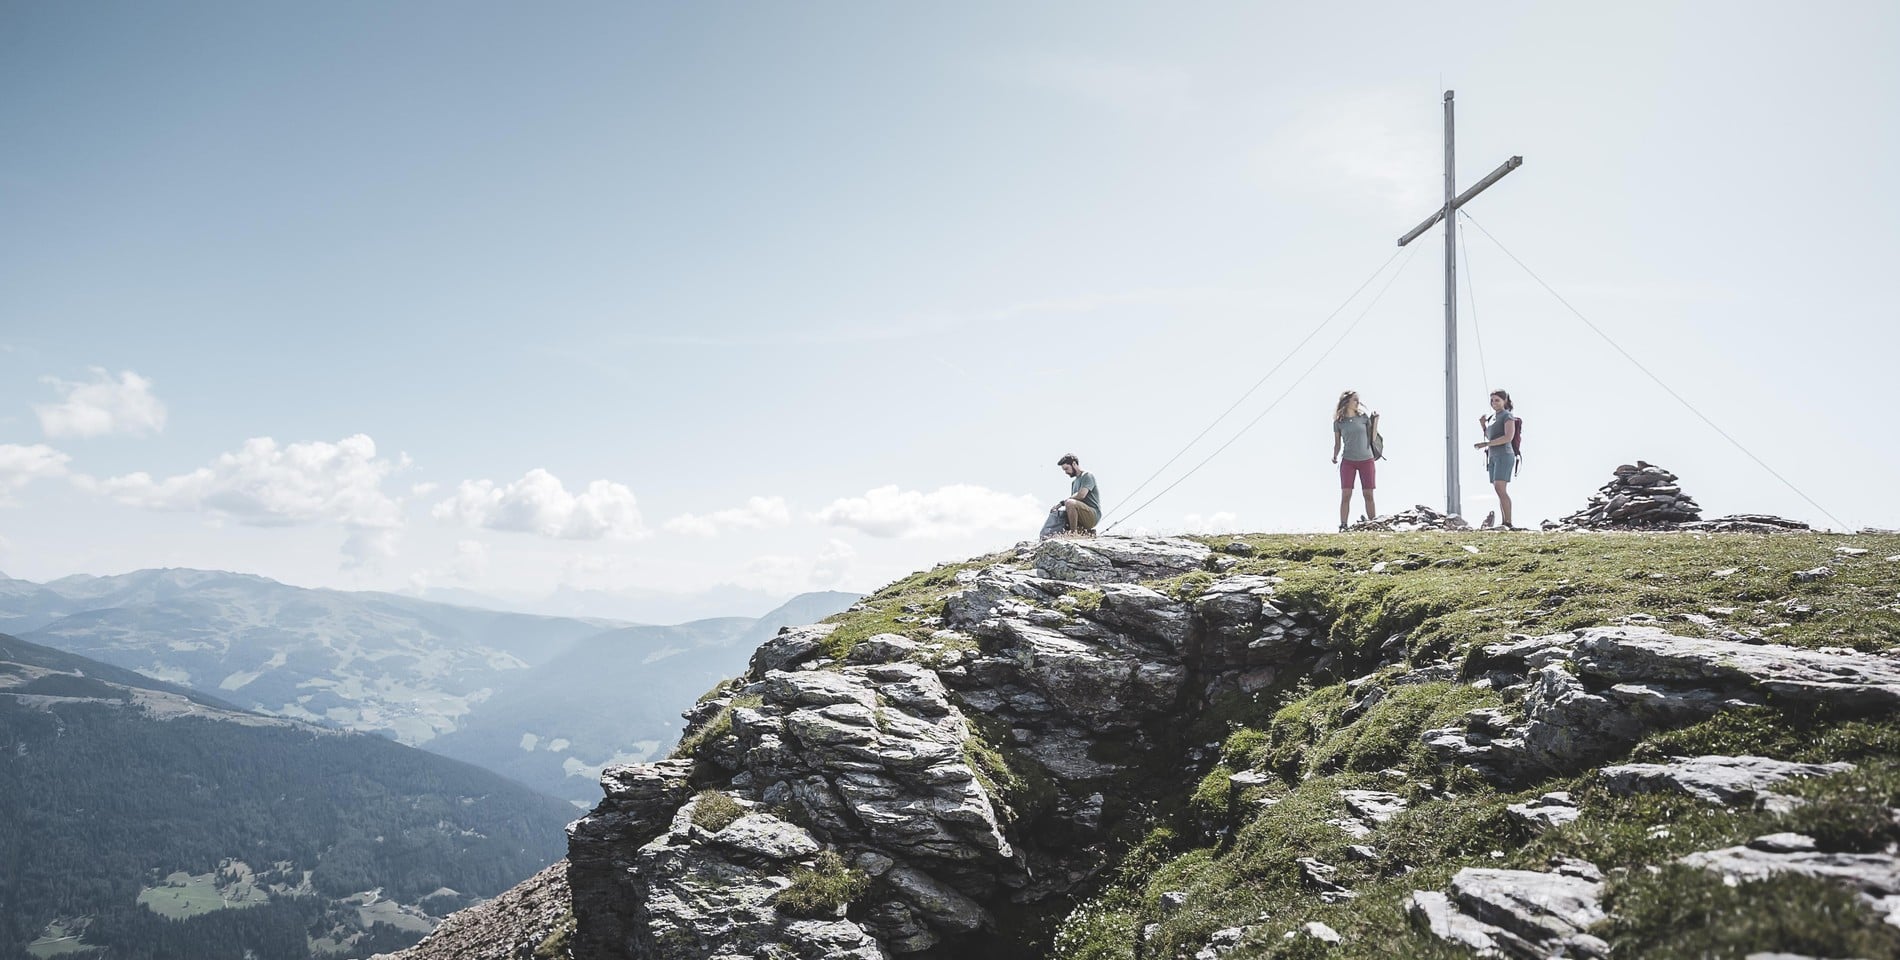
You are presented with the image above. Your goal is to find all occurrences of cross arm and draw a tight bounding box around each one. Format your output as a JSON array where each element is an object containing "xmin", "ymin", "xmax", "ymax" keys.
[{"xmin": 1397, "ymin": 155, "xmax": 1524, "ymax": 247}]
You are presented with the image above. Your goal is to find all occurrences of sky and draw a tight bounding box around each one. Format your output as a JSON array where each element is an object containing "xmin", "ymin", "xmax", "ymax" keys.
[{"xmin": 3, "ymin": 1, "xmax": 1897, "ymax": 613}]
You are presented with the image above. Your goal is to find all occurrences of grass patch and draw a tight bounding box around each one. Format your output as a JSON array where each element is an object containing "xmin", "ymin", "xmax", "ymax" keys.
[
  {"xmin": 819, "ymin": 555, "xmax": 1000, "ymax": 658},
  {"xmin": 1305, "ymin": 682, "xmax": 1502, "ymax": 775},
  {"xmin": 669, "ymin": 704, "xmax": 733, "ymax": 760},
  {"xmin": 135, "ymin": 870, "xmax": 270, "ymax": 919},
  {"xmin": 690, "ymin": 790, "xmax": 745, "ymax": 832},
  {"xmin": 1603, "ymin": 865, "xmax": 1900, "ymax": 959},
  {"xmin": 1189, "ymin": 530, "xmax": 1900, "ymax": 660},
  {"xmin": 532, "ymin": 909, "xmax": 575, "ymax": 959},
  {"xmin": 776, "ymin": 851, "xmax": 868, "ymax": 917}
]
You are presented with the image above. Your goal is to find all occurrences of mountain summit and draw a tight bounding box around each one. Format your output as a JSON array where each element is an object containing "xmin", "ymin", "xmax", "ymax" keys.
[{"xmin": 397, "ymin": 531, "xmax": 1900, "ymax": 959}]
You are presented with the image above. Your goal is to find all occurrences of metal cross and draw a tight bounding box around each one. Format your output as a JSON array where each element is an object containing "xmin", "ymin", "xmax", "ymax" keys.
[{"xmin": 1397, "ymin": 90, "xmax": 1521, "ymax": 518}]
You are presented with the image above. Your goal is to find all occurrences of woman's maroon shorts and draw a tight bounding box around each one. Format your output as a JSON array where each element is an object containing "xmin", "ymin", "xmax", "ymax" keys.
[{"xmin": 1340, "ymin": 458, "xmax": 1376, "ymax": 490}]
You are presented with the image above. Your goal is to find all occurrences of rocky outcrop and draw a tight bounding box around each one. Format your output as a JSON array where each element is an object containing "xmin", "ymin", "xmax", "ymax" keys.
[
  {"xmin": 564, "ymin": 536, "xmax": 1331, "ymax": 959},
  {"xmin": 1408, "ymin": 860, "xmax": 1609, "ymax": 959},
  {"xmin": 1031, "ymin": 535, "xmax": 1213, "ymax": 584},
  {"xmin": 1680, "ymin": 833, "xmax": 1900, "ymax": 929},
  {"xmin": 1424, "ymin": 626, "xmax": 1900, "ymax": 783}
]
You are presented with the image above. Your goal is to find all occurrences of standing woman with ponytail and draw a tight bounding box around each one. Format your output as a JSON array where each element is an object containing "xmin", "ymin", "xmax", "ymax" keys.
[
  {"xmin": 1331, "ymin": 390, "xmax": 1378, "ymax": 531},
  {"xmin": 1474, "ymin": 389, "xmax": 1517, "ymax": 528}
]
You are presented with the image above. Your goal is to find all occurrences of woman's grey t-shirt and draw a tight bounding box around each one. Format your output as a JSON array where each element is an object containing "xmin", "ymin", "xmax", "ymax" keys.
[
  {"xmin": 1486, "ymin": 410, "xmax": 1517, "ymax": 459},
  {"xmin": 1335, "ymin": 414, "xmax": 1374, "ymax": 461}
]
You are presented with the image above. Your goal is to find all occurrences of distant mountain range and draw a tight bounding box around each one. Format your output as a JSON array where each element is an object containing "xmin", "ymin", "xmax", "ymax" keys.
[
  {"xmin": 0, "ymin": 633, "xmax": 578, "ymax": 960},
  {"xmin": 0, "ymin": 569, "xmax": 859, "ymax": 804},
  {"xmin": 426, "ymin": 590, "xmax": 859, "ymax": 801},
  {"xmin": 407, "ymin": 582, "xmax": 795, "ymax": 625}
]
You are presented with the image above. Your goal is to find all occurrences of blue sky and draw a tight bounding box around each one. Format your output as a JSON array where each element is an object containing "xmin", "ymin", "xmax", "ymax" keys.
[{"xmin": 3, "ymin": 2, "xmax": 1897, "ymax": 609}]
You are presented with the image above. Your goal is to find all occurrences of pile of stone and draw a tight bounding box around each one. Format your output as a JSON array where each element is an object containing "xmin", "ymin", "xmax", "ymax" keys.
[
  {"xmin": 1677, "ymin": 513, "xmax": 1810, "ymax": 534},
  {"xmin": 1552, "ymin": 461, "xmax": 1702, "ymax": 529},
  {"xmin": 1349, "ymin": 504, "xmax": 1471, "ymax": 532}
]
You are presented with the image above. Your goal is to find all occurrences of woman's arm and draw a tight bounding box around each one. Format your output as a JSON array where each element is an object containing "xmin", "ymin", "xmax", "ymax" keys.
[{"xmin": 1332, "ymin": 431, "xmax": 1341, "ymax": 462}]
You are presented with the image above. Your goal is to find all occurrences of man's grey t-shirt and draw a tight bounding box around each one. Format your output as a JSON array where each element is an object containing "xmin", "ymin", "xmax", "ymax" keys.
[
  {"xmin": 1335, "ymin": 414, "xmax": 1374, "ymax": 461},
  {"xmin": 1071, "ymin": 471, "xmax": 1101, "ymax": 516}
]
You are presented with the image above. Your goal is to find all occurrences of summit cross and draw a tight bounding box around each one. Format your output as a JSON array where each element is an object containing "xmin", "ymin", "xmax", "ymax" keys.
[{"xmin": 1396, "ymin": 90, "xmax": 1522, "ymax": 518}]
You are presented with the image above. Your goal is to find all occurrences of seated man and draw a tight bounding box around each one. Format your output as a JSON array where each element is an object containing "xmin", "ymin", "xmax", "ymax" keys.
[{"xmin": 1044, "ymin": 453, "xmax": 1101, "ymax": 537}]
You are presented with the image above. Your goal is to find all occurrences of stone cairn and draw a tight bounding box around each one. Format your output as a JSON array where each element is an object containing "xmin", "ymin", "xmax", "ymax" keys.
[
  {"xmin": 1546, "ymin": 461, "xmax": 1809, "ymax": 532},
  {"xmin": 1555, "ymin": 461, "xmax": 1701, "ymax": 528}
]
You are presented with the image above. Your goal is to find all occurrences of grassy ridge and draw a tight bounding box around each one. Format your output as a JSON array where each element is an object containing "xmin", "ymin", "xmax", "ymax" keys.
[{"xmin": 1038, "ymin": 530, "xmax": 1900, "ymax": 959}]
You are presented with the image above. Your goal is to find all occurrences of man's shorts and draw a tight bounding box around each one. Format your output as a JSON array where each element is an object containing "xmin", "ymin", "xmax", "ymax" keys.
[
  {"xmin": 1068, "ymin": 502, "xmax": 1100, "ymax": 532},
  {"xmin": 1339, "ymin": 458, "xmax": 1376, "ymax": 490}
]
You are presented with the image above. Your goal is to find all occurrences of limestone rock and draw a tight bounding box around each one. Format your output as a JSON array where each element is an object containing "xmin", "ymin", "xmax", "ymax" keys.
[
  {"xmin": 1680, "ymin": 836, "xmax": 1900, "ymax": 928},
  {"xmin": 845, "ymin": 633, "xmax": 923, "ymax": 664},
  {"xmin": 750, "ymin": 624, "xmax": 839, "ymax": 675},
  {"xmin": 1349, "ymin": 504, "xmax": 1471, "ymax": 532},
  {"xmin": 1299, "ymin": 921, "xmax": 1343, "ymax": 944},
  {"xmin": 568, "ymin": 760, "xmax": 696, "ymax": 959},
  {"xmin": 1427, "ymin": 627, "xmax": 1900, "ymax": 783},
  {"xmin": 1507, "ymin": 792, "xmax": 1581, "ymax": 833},
  {"xmin": 1410, "ymin": 865, "xmax": 1609, "ymax": 959},
  {"xmin": 1032, "ymin": 535, "xmax": 1212, "ymax": 584},
  {"xmin": 1598, "ymin": 755, "xmax": 1854, "ymax": 812}
]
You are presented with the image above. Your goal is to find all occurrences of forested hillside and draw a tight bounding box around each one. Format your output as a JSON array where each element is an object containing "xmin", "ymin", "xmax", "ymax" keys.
[{"xmin": 0, "ymin": 635, "xmax": 575, "ymax": 960}]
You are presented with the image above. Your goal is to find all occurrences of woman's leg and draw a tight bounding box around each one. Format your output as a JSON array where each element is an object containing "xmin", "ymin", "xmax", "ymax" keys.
[
  {"xmin": 1338, "ymin": 488, "xmax": 1353, "ymax": 529},
  {"xmin": 1361, "ymin": 459, "xmax": 1377, "ymax": 521},
  {"xmin": 1493, "ymin": 480, "xmax": 1513, "ymax": 528}
]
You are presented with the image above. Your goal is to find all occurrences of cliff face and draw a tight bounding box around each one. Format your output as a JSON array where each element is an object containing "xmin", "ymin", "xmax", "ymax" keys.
[
  {"xmin": 565, "ymin": 535, "xmax": 1328, "ymax": 958},
  {"xmin": 512, "ymin": 532, "xmax": 1900, "ymax": 959}
]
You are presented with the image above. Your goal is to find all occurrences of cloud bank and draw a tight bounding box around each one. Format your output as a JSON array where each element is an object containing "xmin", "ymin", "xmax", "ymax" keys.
[
  {"xmin": 815, "ymin": 484, "xmax": 1040, "ymax": 539},
  {"xmin": 664, "ymin": 496, "xmax": 792, "ymax": 537},
  {"xmin": 434, "ymin": 468, "xmax": 647, "ymax": 540}
]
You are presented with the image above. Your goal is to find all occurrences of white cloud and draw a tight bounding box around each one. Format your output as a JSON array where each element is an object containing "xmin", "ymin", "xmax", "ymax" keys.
[
  {"xmin": 1181, "ymin": 512, "xmax": 1241, "ymax": 534},
  {"xmin": 738, "ymin": 539, "xmax": 856, "ymax": 595},
  {"xmin": 663, "ymin": 496, "xmax": 792, "ymax": 537},
  {"xmin": 85, "ymin": 434, "xmax": 403, "ymax": 531},
  {"xmin": 815, "ymin": 484, "xmax": 1041, "ymax": 539},
  {"xmin": 433, "ymin": 468, "xmax": 647, "ymax": 540},
  {"xmin": 0, "ymin": 443, "xmax": 71, "ymax": 502},
  {"xmin": 35, "ymin": 368, "xmax": 168, "ymax": 438},
  {"xmin": 341, "ymin": 528, "xmax": 400, "ymax": 571}
]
